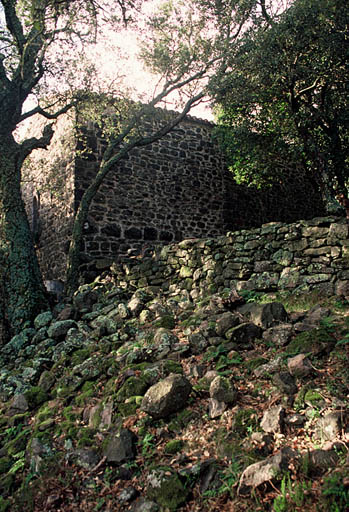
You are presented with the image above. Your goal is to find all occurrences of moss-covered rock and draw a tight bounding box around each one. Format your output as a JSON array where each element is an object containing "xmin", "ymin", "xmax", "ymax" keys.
[
  {"xmin": 147, "ymin": 469, "xmax": 189, "ymax": 511},
  {"xmin": 70, "ymin": 348, "xmax": 91, "ymax": 366},
  {"xmin": 286, "ymin": 327, "xmax": 335, "ymax": 356},
  {"xmin": 38, "ymin": 370, "xmax": 56, "ymax": 392},
  {"xmin": 5, "ymin": 430, "xmax": 29, "ymax": 456},
  {"xmin": 153, "ymin": 315, "xmax": 176, "ymax": 329},
  {"xmin": 24, "ymin": 386, "xmax": 48, "ymax": 409},
  {"xmin": 164, "ymin": 439, "xmax": 184, "ymax": 455},
  {"xmin": 115, "ymin": 376, "xmax": 150, "ymax": 403},
  {"xmin": 118, "ymin": 402, "xmax": 139, "ymax": 417},
  {"xmin": 34, "ymin": 311, "xmax": 53, "ymax": 330}
]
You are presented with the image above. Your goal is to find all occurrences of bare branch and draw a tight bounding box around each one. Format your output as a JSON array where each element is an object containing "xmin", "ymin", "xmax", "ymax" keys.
[
  {"xmin": 295, "ymin": 76, "xmax": 321, "ymax": 100},
  {"xmin": 19, "ymin": 98, "xmax": 82, "ymax": 123},
  {"xmin": 259, "ymin": 0, "xmax": 273, "ymax": 25}
]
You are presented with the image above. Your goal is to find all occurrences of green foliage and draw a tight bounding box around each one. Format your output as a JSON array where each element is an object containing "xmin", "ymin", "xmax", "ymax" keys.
[
  {"xmin": 139, "ymin": 432, "xmax": 156, "ymax": 458},
  {"xmin": 273, "ymin": 474, "xmax": 312, "ymax": 511},
  {"xmin": 321, "ymin": 471, "xmax": 349, "ymax": 511},
  {"xmin": 214, "ymin": 0, "xmax": 349, "ymax": 203}
]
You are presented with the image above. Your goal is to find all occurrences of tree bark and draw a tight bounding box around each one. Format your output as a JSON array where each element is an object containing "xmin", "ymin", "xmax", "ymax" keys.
[{"xmin": 0, "ymin": 135, "xmax": 48, "ymax": 335}]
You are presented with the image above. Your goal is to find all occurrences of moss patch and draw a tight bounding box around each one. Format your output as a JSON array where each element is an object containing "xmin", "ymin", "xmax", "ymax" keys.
[
  {"xmin": 147, "ymin": 470, "xmax": 189, "ymax": 511},
  {"xmin": 286, "ymin": 328, "xmax": 334, "ymax": 356},
  {"xmin": 24, "ymin": 386, "xmax": 49, "ymax": 409}
]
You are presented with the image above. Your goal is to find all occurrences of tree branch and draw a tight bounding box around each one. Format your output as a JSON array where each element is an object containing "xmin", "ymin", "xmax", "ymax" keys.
[
  {"xmin": 2, "ymin": 0, "xmax": 26, "ymax": 52},
  {"xmin": 19, "ymin": 99, "xmax": 80, "ymax": 123},
  {"xmin": 259, "ymin": 0, "xmax": 273, "ymax": 26},
  {"xmin": 0, "ymin": 53, "xmax": 11, "ymax": 89},
  {"xmin": 17, "ymin": 123, "xmax": 54, "ymax": 168},
  {"xmin": 295, "ymin": 76, "xmax": 321, "ymax": 100}
]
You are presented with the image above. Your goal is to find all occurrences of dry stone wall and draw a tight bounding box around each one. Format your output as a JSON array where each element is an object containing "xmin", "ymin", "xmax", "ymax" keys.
[{"xmin": 110, "ymin": 216, "xmax": 349, "ymax": 299}]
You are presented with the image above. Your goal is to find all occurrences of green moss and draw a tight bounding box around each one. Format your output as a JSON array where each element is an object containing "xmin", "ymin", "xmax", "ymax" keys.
[
  {"xmin": 70, "ymin": 349, "xmax": 91, "ymax": 366},
  {"xmin": 77, "ymin": 427, "xmax": 96, "ymax": 447},
  {"xmin": 162, "ymin": 360, "xmax": 183, "ymax": 375},
  {"xmin": 243, "ymin": 357, "xmax": 268, "ymax": 372},
  {"xmin": 180, "ymin": 315, "xmax": 202, "ymax": 328},
  {"xmin": 304, "ymin": 389, "xmax": 324, "ymax": 407},
  {"xmin": 5, "ymin": 430, "xmax": 29, "ymax": 456},
  {"xmin": 33, "ymin": 431, "xmax": 52, "ymax": 443},
  {"xmin": 55, "ymin": 385, "xmax": 73, "ymax": 399},
  {"xmin": 115, "ymin": 376, "xmax": 149, "ymax": 403},
  {"xmin": 36, "ymin": 403, "xmax": 57, "ymax": 423},
  {"xmin": 168, "ymin": 409, "xmax": 197, "ymax": 433},
  {"xmin": 286, "ymin": 328, "xmax": 334, "ymax": 356},
  {"xmin": 74, "ymin": 384, "xmax": 95, "ymax": 406},
  {"xmin": 118, "ymin": 402, "xmax": 138, "ymax": 417},
  {"xmin": 126, "ymin": 362, "xmax": 152, "ymax": 372},
  {"xmin": 153, "ymin": 315, "xmax": 176, "ymax": 329},
  {"xmin": 35, "ymin": 418, "xmax": 55, "ymax": 432},
  {"xmin": 0, "ymin": 474, "xmax": 15, "ymax": 499},
  {"xmin": 24, "ymin": 386, "xmax": 48, "ymax": 409},
  {"xmin": 193, "ymin": 376, "xmax": 211, "ymax": 394},
  {"xmin": 7, "ymin": 413, "xmax": 30, "ymax": 427},
  {"xmin": 55, "ymin": 420, "xmax": 78, "ymax": 438},
  {"xmin": 63, "ymin": 406, "xmax": 80, "ymax": 422},
  {"xmin": 164, "ymin": 440, "xmax": 184, "ymax": 455},
  {"xmin": 147, "ymin": 470, "xmax": 189, "ymax": 511},
  {"xmin": 294, "ymin": 384, "xmax": 312, "ymax": 411}
]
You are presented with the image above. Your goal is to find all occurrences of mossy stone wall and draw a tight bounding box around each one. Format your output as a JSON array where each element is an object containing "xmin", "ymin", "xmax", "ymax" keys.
[{"xmin": 110, "ymin": 216, "xmax": 349, "ymax": 299}]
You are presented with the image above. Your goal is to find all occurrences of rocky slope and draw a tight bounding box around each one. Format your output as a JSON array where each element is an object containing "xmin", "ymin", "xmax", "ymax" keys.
[{"xmin": 0, "ymin": 269, "xmax": 348, "ymax": 511}]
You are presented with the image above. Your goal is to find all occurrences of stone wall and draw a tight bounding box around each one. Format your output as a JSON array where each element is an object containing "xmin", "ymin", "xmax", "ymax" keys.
[
  {"xmin": 109, "ymin": 216, "xmax": 349, "ymax": 299},
  {"xmin": 22, "ymin": 108, "xmax": 325, "ymax": 282},
  {"xmin": 22, "ymin": 114, "xmax": 77, "ymax": 280},
  {"xmin": 75, "ymin": 115, "xmax": 230, "ymax": 259},
  {"xmin": 23, "ymin": 111, "xmax": 232, "ymax": 280}
]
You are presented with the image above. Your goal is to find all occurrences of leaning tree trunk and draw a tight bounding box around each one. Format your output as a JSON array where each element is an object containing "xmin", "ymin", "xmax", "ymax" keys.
[{"xmin": 0, "ymin": 136, "xmax": 48, "ymax": 335}]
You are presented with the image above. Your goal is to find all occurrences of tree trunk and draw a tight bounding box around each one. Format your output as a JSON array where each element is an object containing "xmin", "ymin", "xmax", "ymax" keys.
[{"xmin": 0, "ymin": 136, "xmax": 48, "ymax": 335}]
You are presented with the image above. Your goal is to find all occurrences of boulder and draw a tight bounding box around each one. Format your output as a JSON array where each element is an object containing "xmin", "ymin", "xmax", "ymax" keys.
[
  {"xmin": 272, "ymin": 372, "xmax": 297, "ymax": 396},
  {"xmin": 47, "ymin": 320, "xmax": 77, "ymax": 340},
  {"xmin": 103, "ymin": 428, "xmax": 137, "ymax": 463},
  {"xmin": 237, "ymin": 302, "xmax": 288, "ymax": 328},
  {"xmin": 226, "ymin": 322, "xmax": 262, "ymax": 345},
  {"xmin": 188, "ymin": 332, "xmax": 209, "ymax": 355},
  {"xmin": 315, "ymin": 411, "xmax": 348, "ymax": 441},
  {"xmin": 261, "ymin": 405, "xmax": 285, "ymax": 434},
  {"xmin": 141, "ymin": 374, "xmax": 192, "ymax": 419},
  {"xmin": 215, "ymin": 312, "xmax": 240, "ymax": 337},
  {"xmin": 263, "ymin": 324, "xmax": 293, "ymax": 347},
  {"xmin": 209, "ymin": 376, "xmax": 237, "ymax": 419},
  {"xmin": 34, "ymin": 311, "xmax": 53, "ymax": 330},
  {"xmin": 238, "ymin": 447, "xmax": 298, "ymax": 495},
  {"xmin": 288, "ymin": 354, "xmax": 313, "ymax": 377},
  {"xmin": 147, "ymin": 469, "xmax": 189, "ymax": 511}
]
